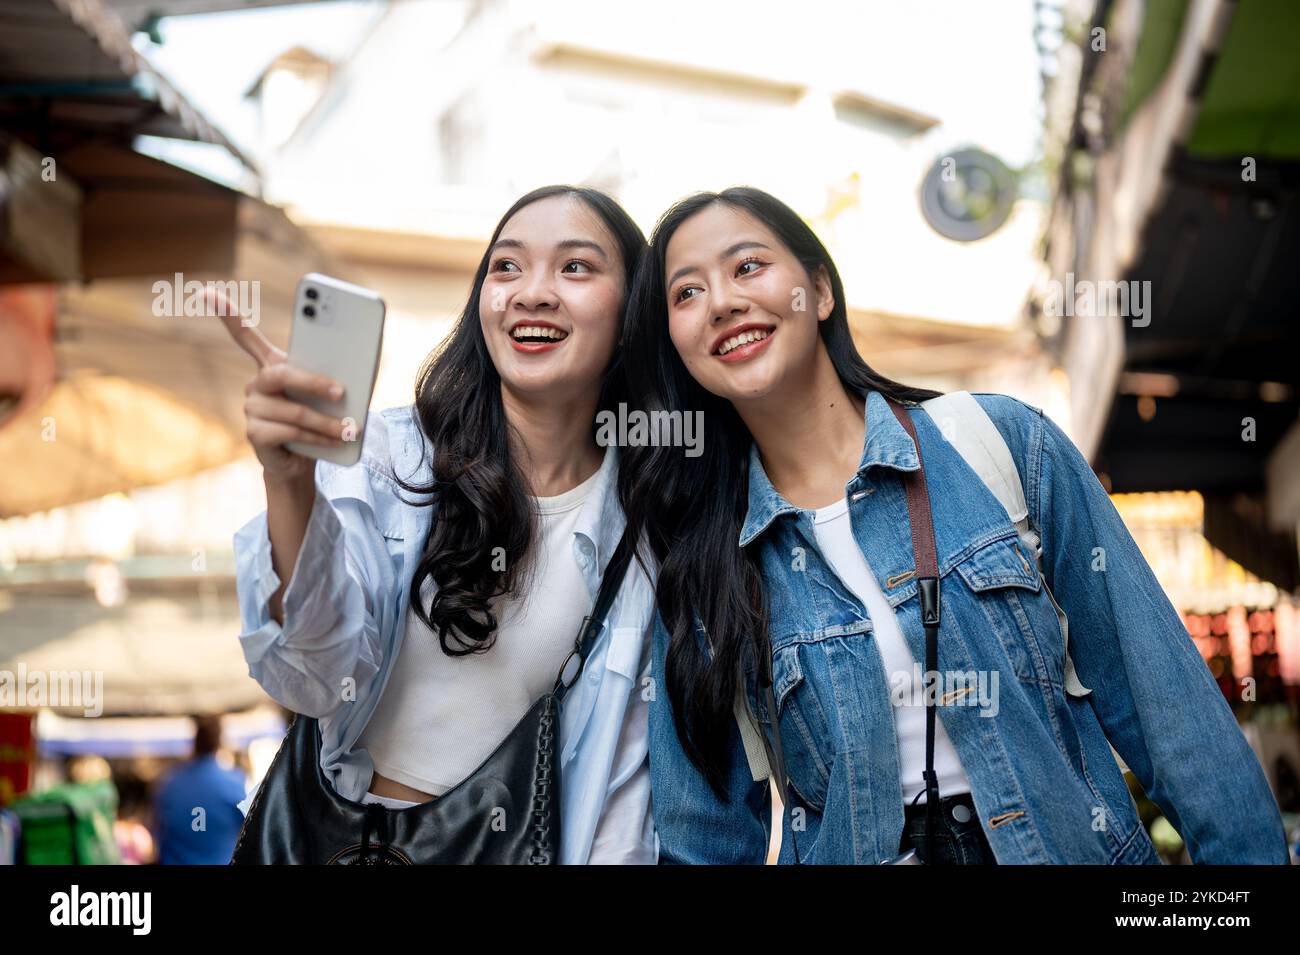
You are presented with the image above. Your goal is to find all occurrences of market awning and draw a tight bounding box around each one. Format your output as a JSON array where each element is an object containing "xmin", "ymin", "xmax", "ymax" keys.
[
  {"xmin": 1093, "ymin": 0, "xmax": 1300, "ymax": 590},
  {"xmin": 0, "ymin": 0, "xmax": 343, "ymax": 514},
  {"xmin": 0, "ymin": 196, "xmax": 335, "ymax": 516},
  {"xmin": 33, "ymin": 707, "xmax": 286, "ymax": 758},
  {"xmin": 105, "ymin": 0, "xmax": 345, "ymax": 33},
  {"xmin": 0, "ymin": 0, "xmax": 254, "ymax": 159},
  {"xmin": 0, "ymin": 576, "xmax": 270, "ymax": 716},
  {"xmin": 0, "ymin": 0, "xmax": 257, "ymax": 283},
  {"xmin": 1043, "ymin": 0, "xmax": 1300, "ymax": 591}
]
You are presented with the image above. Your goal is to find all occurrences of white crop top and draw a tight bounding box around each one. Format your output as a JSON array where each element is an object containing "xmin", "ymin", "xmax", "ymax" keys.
[{"xmin": 358, "ymin": 453, "xmax": 606, "ymax": 796}]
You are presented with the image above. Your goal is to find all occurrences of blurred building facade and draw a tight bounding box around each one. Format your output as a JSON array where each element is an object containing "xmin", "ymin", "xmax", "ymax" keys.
[{"xmin": 244, "ymin": 0, "xmax": 1061, "ymax": 411}]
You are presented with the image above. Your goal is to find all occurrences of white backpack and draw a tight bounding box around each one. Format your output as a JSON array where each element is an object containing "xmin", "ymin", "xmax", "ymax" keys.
[{"xmin": 735, "ymin": 390, "xmax": 1092, "ymax": 782}]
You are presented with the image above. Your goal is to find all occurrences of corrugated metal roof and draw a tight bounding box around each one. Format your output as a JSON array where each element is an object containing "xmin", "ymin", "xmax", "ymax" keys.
[
  {"xmin": 0, "ymin": 0, "xmax": 256, "ymax": 172},
  {"xmin": 105, "ymin": 0, "xmax": 338, "ymax": 32}
]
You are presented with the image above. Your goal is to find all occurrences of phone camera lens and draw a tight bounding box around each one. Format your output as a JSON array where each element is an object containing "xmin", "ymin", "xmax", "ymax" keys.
[
  {"xmin": 305, "ymin": 287, "xmax": 319, "ymax": 300},
  {"xmin": 303, "ymin": 305, "xmax": 316, "ymax": 318}
]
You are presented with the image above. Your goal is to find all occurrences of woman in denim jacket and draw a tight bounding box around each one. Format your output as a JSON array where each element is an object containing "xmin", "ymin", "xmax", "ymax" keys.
[
  {"xmin": 231, "ymin": 186, "xmax": 657, "ymax": 863},
  {"xmin": 620, "ymin": 186, "xmax": 1287, "ymax": 864}
]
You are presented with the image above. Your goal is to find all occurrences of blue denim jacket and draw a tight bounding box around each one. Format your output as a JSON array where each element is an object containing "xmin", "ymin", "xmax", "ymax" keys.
[{"xmin": 648, "ymin": 390, "xmax": 1288, "ymax": 864}]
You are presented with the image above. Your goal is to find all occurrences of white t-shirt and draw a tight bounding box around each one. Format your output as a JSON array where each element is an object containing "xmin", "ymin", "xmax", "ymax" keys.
[
  {"xmin": 358, "ymin": 457, "xmax": 604, "ymax": 796},
  {"xmin": 810, "ymin": 496, "xmax": 972, "ymax": 805}
]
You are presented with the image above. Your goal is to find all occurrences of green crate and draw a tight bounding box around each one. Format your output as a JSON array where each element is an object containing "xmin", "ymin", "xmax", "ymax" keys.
[{"xmin": 11, "ymin": 780, "xmax": 121, "ymax": 865}]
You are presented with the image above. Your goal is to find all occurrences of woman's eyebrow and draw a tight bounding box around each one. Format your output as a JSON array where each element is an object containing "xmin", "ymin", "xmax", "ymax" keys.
[
  {"xmin": 490, "ymin": 237, "xmax": 608, "ymax": 260},
  {"xmin": 555, "ymin": 238, "xmax": 609, "ymax": 260},
  {"xmin": 723, "ymin": 240, "xmax": 771, "ymax": 258},
  {"xmin": 666, "ymin": 241, "xmax": 773, "ymax": 289}
]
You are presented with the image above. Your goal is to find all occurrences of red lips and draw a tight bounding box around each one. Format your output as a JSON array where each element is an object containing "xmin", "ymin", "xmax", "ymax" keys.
[
  {"xmin": 507, "ymin": 318, "xmax": 570, "ymax": 353},
  {"xmin": 711, "ymin": 323, "xmax": 776, "ymax": 363}
]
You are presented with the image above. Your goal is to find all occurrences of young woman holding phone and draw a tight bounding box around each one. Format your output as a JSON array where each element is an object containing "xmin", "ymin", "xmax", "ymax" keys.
[
  {"xmin": 621, "ymin": 186, "xmax": 1287, "ymax": 864},
  {"xmin": 231, "ymin": 185, "xmax": 657, "ymax": 863}
]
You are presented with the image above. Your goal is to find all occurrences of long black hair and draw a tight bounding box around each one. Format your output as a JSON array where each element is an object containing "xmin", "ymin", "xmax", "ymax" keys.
[
  {"xmin": 399, "ymin": 185, "xmax": 646, "ymax": 655},
  {"xmin": 620, "ymin": 186, "xmax": 941, "ymax": 796}
]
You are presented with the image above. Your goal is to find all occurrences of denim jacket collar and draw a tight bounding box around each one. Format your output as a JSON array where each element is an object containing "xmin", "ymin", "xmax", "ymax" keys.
[{"xmin": 738, "ymin": 389, "xmax": 921, "ymax": 547}]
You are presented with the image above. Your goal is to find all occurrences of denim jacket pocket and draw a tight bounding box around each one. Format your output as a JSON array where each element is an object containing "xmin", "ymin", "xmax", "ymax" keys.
[
  {"xmin": 952, "ymin": 534, "xmax": 1040, "ymax": 593},
  {"xmin": 951, "ymin": 535, "xmax": 1065, "ymax": 688},
  {"xmin": 763, "ymin": 641, "xmax": 836, "ymax": 811}
]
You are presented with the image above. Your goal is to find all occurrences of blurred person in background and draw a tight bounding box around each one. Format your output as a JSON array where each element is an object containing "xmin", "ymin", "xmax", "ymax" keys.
[
  {"xmin": 114, "ymin": 805, "xmax": 156, "ymax": 865},
  {"xmin": 153, "ymin": 715, "xmax": 248, "ymax": 865}
]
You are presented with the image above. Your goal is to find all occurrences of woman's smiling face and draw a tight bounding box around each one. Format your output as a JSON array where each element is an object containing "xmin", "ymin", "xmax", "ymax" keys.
[
  {"xmin": 480, "ymin": 194, "xmax": 624, "ymax": 401},
  {"xmin": 663, "ymin": 203, "xmax": 832, "ymax": 403}
]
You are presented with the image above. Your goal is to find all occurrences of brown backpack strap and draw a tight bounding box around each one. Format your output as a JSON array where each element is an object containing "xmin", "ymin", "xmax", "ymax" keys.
[{"xmin": 889, "ymin": 401, "xmax": 940, "ymax": 582}]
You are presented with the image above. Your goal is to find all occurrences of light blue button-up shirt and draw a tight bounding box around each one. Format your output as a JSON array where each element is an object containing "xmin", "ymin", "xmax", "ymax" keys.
[{"xmin": 233, "ymin": 405, "xmax": 657, "ymax": 864}]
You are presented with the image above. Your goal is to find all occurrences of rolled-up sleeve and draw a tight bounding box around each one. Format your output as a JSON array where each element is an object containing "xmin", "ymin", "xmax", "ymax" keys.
[
  {"xmin": 234, "ymin": 418, "xmax": 397, "ymax": 721},
  {"xmin": 1034, "ymin": 409, "xmax": 1288, "ymax": 863}
]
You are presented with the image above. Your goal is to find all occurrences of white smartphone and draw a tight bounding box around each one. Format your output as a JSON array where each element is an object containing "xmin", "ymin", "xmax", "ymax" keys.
[{"xmin": 284, "ymin": 272, "xmax": 386, "ymax": 467}]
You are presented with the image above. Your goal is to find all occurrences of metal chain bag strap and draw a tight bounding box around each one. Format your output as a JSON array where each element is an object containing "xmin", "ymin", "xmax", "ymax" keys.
[
  {"xmin": 757, "ymin": 397, "xmax": 942, "ymax": 865},
  {"xmin": 230, "ymin": 528, "xmax": 635, "ymax": 865}
]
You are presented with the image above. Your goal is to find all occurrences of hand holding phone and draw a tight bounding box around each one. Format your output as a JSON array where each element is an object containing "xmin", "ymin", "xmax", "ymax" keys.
[
  {"xmin": 213, "ymin": 273, "xmax": 385, "ymax": 476},
  {"xmin": 209, "ymin": 294, "xmax": 340, "ymax": 490},
  {"xmin": 281, "ymin": 273, "xmax": 386, "ymax": 467},
  {"xmin": 243, "ymin": 358, "xmax": 348, "ymax": 483}
]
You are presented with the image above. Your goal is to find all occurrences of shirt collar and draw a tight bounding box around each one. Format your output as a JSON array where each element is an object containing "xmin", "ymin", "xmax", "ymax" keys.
[
  {"xmin": 738, "ymin": 389, "xmax": 921, "ymax": 547},
  {"xmin": 573, "ymin": 443, "xmax": 625, "ymax": 570}
]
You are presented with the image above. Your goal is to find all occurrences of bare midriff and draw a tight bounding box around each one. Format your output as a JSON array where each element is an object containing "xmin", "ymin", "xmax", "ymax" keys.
[{"xmin": 369, "ymin": 770, "xmax": 438, "ymax": 803}]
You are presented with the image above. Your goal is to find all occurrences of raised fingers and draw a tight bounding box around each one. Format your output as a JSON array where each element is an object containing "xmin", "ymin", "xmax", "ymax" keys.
[{"xmin": 209, "ymin": 288, "xmax": 285, "ymax": 369}]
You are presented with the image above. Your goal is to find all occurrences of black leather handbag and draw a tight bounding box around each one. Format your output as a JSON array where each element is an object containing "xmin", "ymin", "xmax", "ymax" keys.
[{"xmin": 230, "ymin": 529, "xmax": 634, "ymax": 865}]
